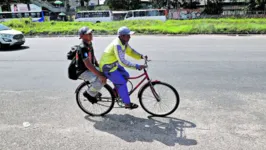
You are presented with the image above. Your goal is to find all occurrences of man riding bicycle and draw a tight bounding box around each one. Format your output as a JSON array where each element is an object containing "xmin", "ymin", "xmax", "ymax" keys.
[
  {"xmin": 77, "ymin": 26, "xmax": 107, "ymax": 104},
  {"xmin": 99, "ymin": 26, "xmax": 147, "ymax": 109}
]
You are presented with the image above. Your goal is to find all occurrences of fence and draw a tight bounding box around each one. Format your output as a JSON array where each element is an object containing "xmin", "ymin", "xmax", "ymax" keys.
[{"xmin": 168, "ymin": 9, "xmax": 266, "ymax": 20}]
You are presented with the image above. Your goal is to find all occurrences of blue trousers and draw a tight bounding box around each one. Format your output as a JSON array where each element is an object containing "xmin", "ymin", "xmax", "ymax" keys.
[{"xmin": 103, "ymin": 65, "xmax": 130, "ymax": 104}]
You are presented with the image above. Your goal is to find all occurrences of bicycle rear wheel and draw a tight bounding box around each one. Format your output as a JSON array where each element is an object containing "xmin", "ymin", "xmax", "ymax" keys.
[
  {"xmin": 76, "ymin": 81, "xmax": 115, "ymax": 116},
  {"xmin": 139, "ymin": 81, "xmax": 180, "ymax": 117}
]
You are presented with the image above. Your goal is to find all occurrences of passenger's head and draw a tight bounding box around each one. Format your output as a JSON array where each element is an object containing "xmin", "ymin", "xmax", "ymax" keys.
[{"xmin": 78, "ymin": 26, "xmax": 94, "ymax": 42}]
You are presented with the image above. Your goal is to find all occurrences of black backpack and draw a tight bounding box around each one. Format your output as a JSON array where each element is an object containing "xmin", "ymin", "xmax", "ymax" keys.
[
  {"xmin": 67, "ymin": 45, "xmax": 80, "ymax": 60},
  {"xmin": 67, "ymin": 45, "xmax": 80, "ymax": 80}
]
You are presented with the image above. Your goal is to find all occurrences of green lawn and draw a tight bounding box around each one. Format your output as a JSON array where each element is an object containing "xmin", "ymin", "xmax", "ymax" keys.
[{"xmin": 3, "ymin": 18, "xmax": 266, "ymax": 35}]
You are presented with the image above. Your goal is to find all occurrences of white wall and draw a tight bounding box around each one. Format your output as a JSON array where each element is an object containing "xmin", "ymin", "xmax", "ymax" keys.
[{"xmin": 68, "ymin": 0, "xmax": 105, "ymax": 9}]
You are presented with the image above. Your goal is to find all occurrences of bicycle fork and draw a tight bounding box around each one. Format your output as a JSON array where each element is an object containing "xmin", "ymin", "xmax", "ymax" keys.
[{"xmin": 149, "ymin": 81, "xmax": 161, "ymax": 102}]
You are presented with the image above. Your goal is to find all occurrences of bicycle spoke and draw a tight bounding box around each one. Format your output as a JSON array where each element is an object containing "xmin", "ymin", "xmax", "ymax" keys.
[
  {"xmin": 77, "ymin": 83, "xmax": 114, "ymax": 116},
  {"xmin": 101, "ymin": 97, "xmax": 112, "ymax": 99},
  {"xmin": 160, "ymin": 101, "xmax": 170, "ymax": 112},
  {"xmin": 153, "ymin": 85, "xmax": 162, "ymax": 97},
  {"xmin": 158, "ymin": 86, "xmax": 167, "ymax": 97},
  {"xmin": 142, "ymin": 93, "xmax": 161, "ymax": 107},
  {"xmin": 143, "ymin": 96, "xmax": 158, "ymax": 106},
  {"xmin": 157, "ymin": 101, "xmax": 167, "ymax": 114},
  {"xmin": 146, "ymin": 87, "xmax": 156, "ymax": 98},
  {"xmin": 157, "ymin": 102, "xmax": 163, "ymax": 111},
  {"xmin": 142, "ymin": 94, "xmax": 157, "ymax": 101},
  {"xmin": 144, "ymin": 86, "xmax": 162, "ymax": 100},
  {"xmin": 140, "ymin": 82, "xmax": 179, "ymax": 116},
  {"xmin": 152, "ymin": 101, "xmax": 158, "ymax": 111},
  {"xmin": 142, "ymin": 94, "xmax": 156, "ymax": 99}
]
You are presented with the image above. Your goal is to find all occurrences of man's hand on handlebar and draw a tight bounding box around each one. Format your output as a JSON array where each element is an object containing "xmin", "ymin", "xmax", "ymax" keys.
[
  {"xmin": 138, "ymin": 65, "xmax": 147, "ymax": 70},
  {"xmin": 138, "ymin": 55, "xmax": 149, "ymax": 70},
  {"xmin": 136, "ymin": 64, "xmax": 147, "ymax": 71},
  {"xmin": 141, "ymin": 55, "xmax": 148, "ymax": 60}
]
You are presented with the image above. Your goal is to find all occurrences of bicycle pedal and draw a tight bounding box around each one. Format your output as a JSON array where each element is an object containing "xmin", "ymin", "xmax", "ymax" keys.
[
  {"xmin": 118, "ymin": 102, "xmax": 125, "ymax": 107},
  {"xmin": 116, "ymin": 99, "xmax": 125, "ymax": 107}
]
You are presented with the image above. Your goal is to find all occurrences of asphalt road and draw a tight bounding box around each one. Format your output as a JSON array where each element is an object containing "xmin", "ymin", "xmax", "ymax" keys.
[{"xmin": 0, "ymin": 35, "xmax": 265, "ymax": 150}]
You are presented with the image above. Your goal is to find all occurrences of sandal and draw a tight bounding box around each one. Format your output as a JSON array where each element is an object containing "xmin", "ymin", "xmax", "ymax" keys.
[{"xmin": 125, "ymin": 103, "xmax": 138, "ymax": 109}]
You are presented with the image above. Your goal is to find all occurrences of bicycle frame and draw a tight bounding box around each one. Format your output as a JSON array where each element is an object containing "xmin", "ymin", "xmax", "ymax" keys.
[
  {"xmin": 113, "ymin": 58, "xmax": 161, "ymax": 101},
  {"xmin": 128, "ymin": 68, "xmax": 151, "ymax": 96}
]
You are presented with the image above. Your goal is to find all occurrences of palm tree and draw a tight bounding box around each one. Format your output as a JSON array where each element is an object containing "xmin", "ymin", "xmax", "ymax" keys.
[{"xmin": 247, "ymin": 0, "xmax": 265, "ymax": 11}]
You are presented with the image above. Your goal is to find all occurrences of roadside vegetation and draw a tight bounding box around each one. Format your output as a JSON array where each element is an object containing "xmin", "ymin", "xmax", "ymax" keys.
[{"xmin": 2, "ymin": 18, "xmax": 266, "ymax": 35}]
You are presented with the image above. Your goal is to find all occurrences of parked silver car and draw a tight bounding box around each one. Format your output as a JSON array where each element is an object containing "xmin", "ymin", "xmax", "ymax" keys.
[{"xmin": 0, "ymin": 24, "xmax": 25, "ymax": 49}]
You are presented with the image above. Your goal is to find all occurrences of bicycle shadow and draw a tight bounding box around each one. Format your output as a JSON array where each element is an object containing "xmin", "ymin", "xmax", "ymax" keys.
[{"xmin": 84, "ymin": 114, "xmax": 197, "ymax": 146}]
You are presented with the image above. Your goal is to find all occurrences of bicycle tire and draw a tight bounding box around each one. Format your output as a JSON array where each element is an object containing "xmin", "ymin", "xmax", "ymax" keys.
[
  {"xmin": 139, "ymin": 81, "xmax": 180, "ymax": 117},
  {"xmin": 76, "ymin": 81, "xmax": 115, "ymax": 116}
]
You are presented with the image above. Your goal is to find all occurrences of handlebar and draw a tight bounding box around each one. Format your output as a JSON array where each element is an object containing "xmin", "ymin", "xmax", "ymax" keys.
[{"xmin": 144, "ymin": 57, "xmax": 151, "ymax": 68}]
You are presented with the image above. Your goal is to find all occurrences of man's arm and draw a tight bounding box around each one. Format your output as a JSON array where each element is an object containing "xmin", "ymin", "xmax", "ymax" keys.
[
  {"xmin": 94, "ymin": 56, "xmax": 99, "ymax": 67},
  {"xmin": 113, "ymin": 45, "xmax": 140, "ymax": 70},
  {"xmin": 80, "ymin": 47, "xmax": 103, "ymax": 77},
  {"xmin": 83, "ymin": 59, "xmax": 103, "ymax": 76},
  {"xmin": 125, "ymin": 45, "xmax": 143, "ymax": 60}
]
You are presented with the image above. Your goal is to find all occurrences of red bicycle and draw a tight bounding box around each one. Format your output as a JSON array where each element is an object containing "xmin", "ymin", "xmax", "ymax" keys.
[{"xmin": 75, "ymin": 58, "xmax": 180, "ymax": 117}]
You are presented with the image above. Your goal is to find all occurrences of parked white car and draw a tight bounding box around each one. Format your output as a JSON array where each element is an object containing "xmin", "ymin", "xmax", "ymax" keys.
[{"xmin": 0, "ymin": 24, "xmax": 25, "ymax": 49}]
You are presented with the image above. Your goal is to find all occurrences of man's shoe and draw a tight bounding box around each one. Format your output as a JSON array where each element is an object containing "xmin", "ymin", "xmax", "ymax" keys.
[
  {"xmin": 95, "ymin": 92, "xmax": 102, "ymax": 98},
  {"xmin": 83, "ymin": 91, "xmax": 97, "ymax": 104},
  {"xmin": 125, "ymin": 103, "xmax": 138, "ymax": 109}
]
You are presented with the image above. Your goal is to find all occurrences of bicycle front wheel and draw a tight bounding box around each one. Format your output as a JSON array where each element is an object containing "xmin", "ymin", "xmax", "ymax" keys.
[{"xmin": 139, "ymin": 81, "xmax": 180, "ymax": 117}]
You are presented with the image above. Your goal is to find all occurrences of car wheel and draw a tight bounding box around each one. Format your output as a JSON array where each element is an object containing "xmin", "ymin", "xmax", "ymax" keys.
[
  {"xmin": 0, "ymin": 43, "xmax": 5, "ymax": 49},
  {"xmin": 0, "ymin": 43, "xmax": 9, "ymax": 50},
  {"xmin": 12, "ymin": 44, "xmax": 23, "ymax": 48}
]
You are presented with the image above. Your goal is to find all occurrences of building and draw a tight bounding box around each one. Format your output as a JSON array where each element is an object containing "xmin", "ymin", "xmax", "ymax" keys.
[{"xmin": 68, "ymin": 0, "xmax": 105, "ymax": 9}]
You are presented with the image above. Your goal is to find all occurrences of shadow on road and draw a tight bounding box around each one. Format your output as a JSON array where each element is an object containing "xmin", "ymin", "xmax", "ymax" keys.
[
  {"xmin": 85, "ymin": 114, "xmax": 197, "ymax": 146},
  {"xmin": 0, "ymin": 46, "xmax": 29, "ymax": 52}
]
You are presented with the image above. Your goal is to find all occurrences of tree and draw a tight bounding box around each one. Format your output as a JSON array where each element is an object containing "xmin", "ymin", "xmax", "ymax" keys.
[
  {"xmin": 105, "ymin": 0, "xmax": 127, "ymax": 10},
  {"xmin": 177, "ymin": 0, "xmax": 200, "ymax": 9},
  {"xmin": 170, "ymin": 0, "xmax": 180, "ymax": 8},
  {"xmin": 105, "ymin": 0, "xmax": 140, "ymax": 10},
  {"xmin": 202, "ymin": 0, "xmax": 223, "ymax": 15},
  {"xmin": 0, "ymin": 0, "xmax": 8, "ymax": 11},
  {"xmin": 19, "ymin": 0, "xmax": 31, "ymax": 3},
  {"xmin": 128, "ymin": 0, "xmax": 141, "ymax": 10},
  {"xmin": 151, "ymin": 0, "xmax": 167, "ymax": 8},
  {"xmin": 80, "ymin": 0, "xmax": 85, "ymax": 7},
  {"xmin": 248, "ymin": 0, "xmax": 257, "ymax": 11},
  {"xmin": 151, "ymin": 0, "xmax": 200, "ymax": 9},
  {"xmin": 84, "ymin": 0, "xmax": 90, "ymax": 8},
  {"xmin": 0, "ymin": 0, "xmax": 31, "ymax": 11},
  {"xmin": 247, "ymin": 0, "xmax": 265, "ymax": 11}
]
